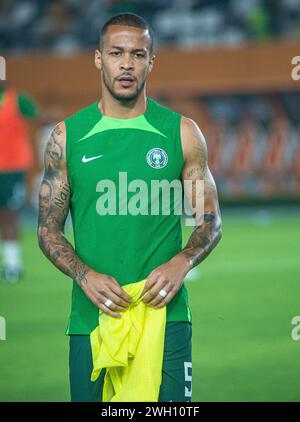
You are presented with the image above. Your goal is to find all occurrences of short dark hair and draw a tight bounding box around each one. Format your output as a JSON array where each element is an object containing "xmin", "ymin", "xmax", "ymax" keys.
[{"xmin": 99, "ymin": 13, "xmax": 154, "ymax": 54}]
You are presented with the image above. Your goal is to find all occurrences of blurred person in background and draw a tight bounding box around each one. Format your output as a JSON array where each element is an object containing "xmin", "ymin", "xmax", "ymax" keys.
[
  {"xmin": 0, "ymin": 80, "xmax": 40, "ymax": 282},
  {"xmin": 37, "ymin": 12, "xmax": 222, "ymax": 402}
]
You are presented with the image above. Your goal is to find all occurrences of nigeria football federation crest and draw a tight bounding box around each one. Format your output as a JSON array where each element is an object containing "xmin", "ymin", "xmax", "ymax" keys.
[{"xmin": 146, "ymin": 148, "xmax": 168, "ymax": 169}]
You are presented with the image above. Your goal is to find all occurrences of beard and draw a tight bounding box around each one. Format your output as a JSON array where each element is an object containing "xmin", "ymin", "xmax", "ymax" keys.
[{"xmin": 102, "ymin": 71, "xmax": 146, "ymax": 102}]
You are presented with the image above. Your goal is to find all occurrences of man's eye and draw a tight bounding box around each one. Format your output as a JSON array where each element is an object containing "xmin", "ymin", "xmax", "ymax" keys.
[
  {"xmin": 135, "ymin": 53, "xmax": 145, "ymax": 58},
  {"xmin": 110, "ymin": 51, "xmax": 121, "ymax": 56}
]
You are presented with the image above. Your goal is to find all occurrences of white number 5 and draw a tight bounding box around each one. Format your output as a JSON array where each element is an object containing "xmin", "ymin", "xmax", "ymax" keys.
[{"xmin": 184, "ymin": 361, "xmax": 192, "ymax": 398}]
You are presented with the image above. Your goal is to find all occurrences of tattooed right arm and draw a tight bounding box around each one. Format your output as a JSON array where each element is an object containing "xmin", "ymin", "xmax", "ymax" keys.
[
  {"xmin": 37, "ymin": 122, "xmax": 90, "ymax": 287},
  {"xmin": 37, "ymin": 122, "xmax": 133, "ymax": 318}
]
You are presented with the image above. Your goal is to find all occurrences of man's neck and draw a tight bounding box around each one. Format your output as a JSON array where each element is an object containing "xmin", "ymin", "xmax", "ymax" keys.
[{"xmin": 98, "ymin": 93, "xmax": 148, "ymax": 119}]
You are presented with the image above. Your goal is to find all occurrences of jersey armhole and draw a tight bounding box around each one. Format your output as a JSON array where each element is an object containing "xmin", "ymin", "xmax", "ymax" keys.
[
  {"xmin": 177, "ymin": 114, "xmax": 185, "ymax": 173},
  {"xmin": 64, "ymin": 119, "xmax": 73, "ymax": 194}
]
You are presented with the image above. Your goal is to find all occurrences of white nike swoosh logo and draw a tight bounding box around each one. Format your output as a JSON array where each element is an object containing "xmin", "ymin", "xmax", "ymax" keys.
[{"xmin": 82, "ymin": 154, "xmax": 103, "ymax": 163}]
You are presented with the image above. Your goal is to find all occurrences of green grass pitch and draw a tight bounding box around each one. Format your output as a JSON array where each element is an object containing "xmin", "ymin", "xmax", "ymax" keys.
[{"xmin": 0, "ymin": 213, "xmax": 299, "ymax": 401}]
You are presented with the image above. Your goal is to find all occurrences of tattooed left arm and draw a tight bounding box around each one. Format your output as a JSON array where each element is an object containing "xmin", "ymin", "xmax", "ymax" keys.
[
  {"xmin": 140, "ymin": 117, "xmax": 222, "ymax": 308},
  {"xmin": 179, "ymin": 117, "xmax": 222, "ymax": 269}
]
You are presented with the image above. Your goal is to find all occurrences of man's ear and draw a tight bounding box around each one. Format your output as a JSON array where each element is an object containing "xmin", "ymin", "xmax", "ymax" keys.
[
  {"xmin": 95, "ymin": 49, "xmax": 102, "ymax": 71},
  {"xmin": 148, "ymin": 54, "xmax": 156, "ymax": 74}
]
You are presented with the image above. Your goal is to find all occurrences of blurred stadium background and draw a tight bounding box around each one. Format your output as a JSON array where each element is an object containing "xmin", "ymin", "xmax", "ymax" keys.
[{"xmin": 0, "ymin": 0, "xmax": 300, "ymax": 402}]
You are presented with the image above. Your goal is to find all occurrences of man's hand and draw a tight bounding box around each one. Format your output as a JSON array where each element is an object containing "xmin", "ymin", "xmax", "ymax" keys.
[
  {"xmin": 81, "ymin": 270, "xmax": 133, "ymax": 318},
  {"xmin": 139, "ymin": 255, "xmax": 190, "ymax": 308}
]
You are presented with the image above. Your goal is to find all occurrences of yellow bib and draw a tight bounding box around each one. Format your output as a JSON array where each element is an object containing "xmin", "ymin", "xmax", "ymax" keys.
[{"xmin": 90, "ymin": 279, "xmax": 166, "ymax": 402}]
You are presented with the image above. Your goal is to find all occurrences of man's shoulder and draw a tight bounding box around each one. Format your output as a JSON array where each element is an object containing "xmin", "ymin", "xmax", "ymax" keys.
[
  {"xmin": 148, "ymin": 99, "xmax": 205, "ymax": 142},
  {"xmin": 64, "ymin": 101, "xmax": 97, "ymax": 126},
  {"xmin": 148, "ymin": 97, "xmax": 182, "ymax": 120}
]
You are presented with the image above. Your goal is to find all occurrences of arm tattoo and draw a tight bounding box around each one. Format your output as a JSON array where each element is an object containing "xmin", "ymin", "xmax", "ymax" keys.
[
  {"xmin": 37, "ymin": 124, "xmax": 90, "ymax": 287},
  {"xmin": 181, "ymin": 211, "xmax": 222, "ymax": 269},
  {"xmin": 180, "ymin": 118, "xmax": 222, "ymax": 270},
  {"xmin": 182, "ymin": 172, "xmax": 222, "ymax": 269}
]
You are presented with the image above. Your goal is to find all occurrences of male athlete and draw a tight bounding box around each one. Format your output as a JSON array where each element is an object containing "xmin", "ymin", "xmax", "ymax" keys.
[{"xmin": 37, "ymin": 13, "xmax": 222, "ymax": 402}]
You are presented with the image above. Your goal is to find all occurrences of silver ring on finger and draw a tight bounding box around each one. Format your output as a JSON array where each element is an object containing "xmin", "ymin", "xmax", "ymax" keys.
[
  {"xmin": 104, "ymin": 299, "xmax": 113, "ymax": 308},
  {"xmin": 159, "ymin": 289, "xmax": 168, "ymax": 298}
]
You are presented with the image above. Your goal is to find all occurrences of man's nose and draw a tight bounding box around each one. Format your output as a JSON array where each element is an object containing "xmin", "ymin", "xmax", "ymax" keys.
[{"xmin": 120, "ymin": 53, "xmax": 134, "ymax": 70}]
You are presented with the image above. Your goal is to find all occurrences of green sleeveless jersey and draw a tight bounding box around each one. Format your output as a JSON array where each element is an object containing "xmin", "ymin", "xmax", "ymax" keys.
[{"xmin": 65, "ymin": 97, "xmax": 192, "ymax": 335}]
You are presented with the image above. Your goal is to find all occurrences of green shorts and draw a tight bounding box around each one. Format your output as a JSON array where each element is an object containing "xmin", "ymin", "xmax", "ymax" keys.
[
  {"xmin": 0, "ymin": 171, "xmax": 26, "ymax": 210},
  {"xmin": 69, "ymin": 321, "xmax": 192, "ymax": 402}
]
